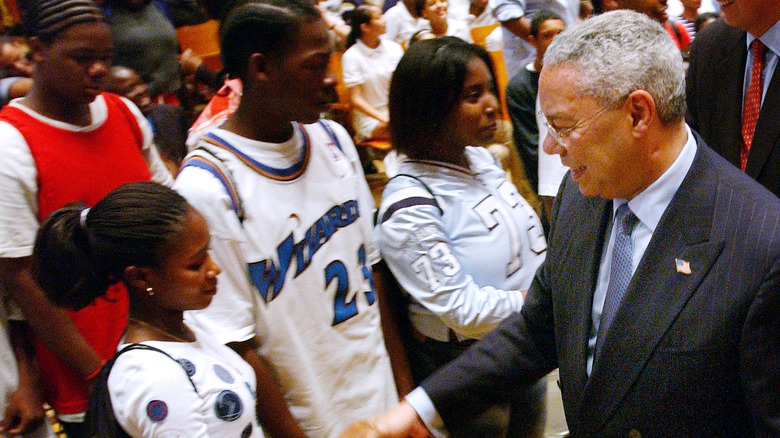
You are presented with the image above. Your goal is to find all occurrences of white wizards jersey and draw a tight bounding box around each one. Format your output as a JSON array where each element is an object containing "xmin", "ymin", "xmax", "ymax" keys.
[
  {"xmin": 376, "ymin": 146, "xmax": 547, "ymax": 342},
  {"xmin": 174, "ymin": 120, "xmax": 396, "ymax": 438}
]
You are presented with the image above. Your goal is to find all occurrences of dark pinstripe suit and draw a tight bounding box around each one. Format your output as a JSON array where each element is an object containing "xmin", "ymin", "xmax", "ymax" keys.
[{"xmin": 420, "ymin": 136, "xmax": 780, "ymax": 437}]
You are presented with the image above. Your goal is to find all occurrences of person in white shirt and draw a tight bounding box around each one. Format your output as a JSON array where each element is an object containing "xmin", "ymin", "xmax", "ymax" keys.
[
  {"xmin": 342, "ymin": 6, "xmax": 404, "ymax": 142},
  {"xmin": 383, "ymin": 0, "xmax": 430, "ymax": 44},
  {"xmin": 422, "ymin": 0, "xmax": 473, "ymax": 41}
]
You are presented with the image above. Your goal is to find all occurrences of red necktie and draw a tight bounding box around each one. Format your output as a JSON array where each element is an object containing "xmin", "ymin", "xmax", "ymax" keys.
[{"xmin": 741, "ymin": 39, "xmax": 766, "ymax": 171}]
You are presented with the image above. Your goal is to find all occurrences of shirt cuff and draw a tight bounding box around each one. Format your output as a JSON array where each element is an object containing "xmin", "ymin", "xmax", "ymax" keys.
[{"xmin": 405, "ymin": 387, "xmax": 448, "ymax": 438}]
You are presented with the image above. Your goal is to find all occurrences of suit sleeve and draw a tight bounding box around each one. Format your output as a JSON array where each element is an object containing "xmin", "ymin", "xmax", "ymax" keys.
[
  {"xmin": 741, "ymin": 255, "xmax": 780, "ymax": 435},
  {"xmin": 418, "ymin": 176, "xmax": 569, "ymax": 428}
]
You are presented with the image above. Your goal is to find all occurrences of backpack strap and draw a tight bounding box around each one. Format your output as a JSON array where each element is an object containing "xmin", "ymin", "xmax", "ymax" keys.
[
  {"xmin": 84, "ymin": 343, "xmax": 198, "ymax": 438},
  {"xmin": 180, "ymin": 146, "xmax": 245, "ymax": 224},
  {"xmin": 378, "ymin": 173, "xmax": 442, "ymax": 225}
]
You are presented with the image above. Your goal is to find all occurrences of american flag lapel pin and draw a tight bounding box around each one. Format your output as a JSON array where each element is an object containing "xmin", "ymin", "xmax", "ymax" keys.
[{"xmin": 675, "ymin": 258, "xmax": 691, "ymax": 274}]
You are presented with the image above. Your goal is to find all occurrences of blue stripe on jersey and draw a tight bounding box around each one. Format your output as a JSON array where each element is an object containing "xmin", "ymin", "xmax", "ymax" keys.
[
  {"xmin": 381, "ymin": 197, "xmax": 439, "ymax": 224},
  {"xmin": 181, "ymin": 157, "xmax": 242, "ymax": 217},
  {"xmin": 204, "ymin": 124, "xmax": 311, "ymax": 181}
]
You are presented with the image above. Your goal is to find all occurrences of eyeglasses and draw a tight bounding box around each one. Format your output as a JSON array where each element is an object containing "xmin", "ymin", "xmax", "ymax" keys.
[{"xmin": 538, "ymin": 104, "xmax": 614, "ymax": 150}]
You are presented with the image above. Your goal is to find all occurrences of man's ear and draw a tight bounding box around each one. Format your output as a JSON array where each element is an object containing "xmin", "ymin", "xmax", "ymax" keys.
[
  {"xmin": 123, "ymin": 265, "xmax": 153, "ymax": 291},
  {"xmin": 625, "ymin": 89, "xmax": 655, "ymax": 137},
  {"xmin": 28, "ymin": 37, "xmax": 45, "ymax": 64},
  {"xmin": 247, "ymin": 52, "xmax": 271, "ymax": 82}
]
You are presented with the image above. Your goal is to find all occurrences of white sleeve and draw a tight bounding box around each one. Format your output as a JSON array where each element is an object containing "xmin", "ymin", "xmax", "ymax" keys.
[
  {"xmin": 119, "ymin": 96, "xmax": 174, "ymax": 187},
  {"xmin": 0, "ymin": 121, "xmax": 38, "ymax": 258},
  {"xmin": 376, "ymin": 180, "xmax": 525, "ymax": 340},
  {"xmin": 489, "ymin": 0, "xmax": 525, "ymax": 21},
  {"xmin": 174, "ymin": 167, "xmax": 259, "ymax": 345},
  {"xmin": 108, "ymin": 350, "xmax": 209, "ymax": 438},
  {"xmin": 341, "ymin": 48, "xmax": 365, "ymax": 88},
  {"xmin": 405, "ymin": 387, "xmax": 447, "ymax": 438}
]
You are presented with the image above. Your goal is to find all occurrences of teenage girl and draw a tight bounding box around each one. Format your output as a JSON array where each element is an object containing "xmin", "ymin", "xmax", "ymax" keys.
[
  {"xmin": 377, "ymin": 36, "xmax": 548, "ymax": 437},
  {"xmin": 33, "ymin": 182, "xmax": 262, "ymax": 437}
]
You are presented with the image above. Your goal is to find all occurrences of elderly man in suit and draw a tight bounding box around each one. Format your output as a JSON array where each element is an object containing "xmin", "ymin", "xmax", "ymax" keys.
[
  {"xmin": 686, "ymin": 0, "xmax": 780, "ymax": 198},
  {"xmin": 340, "ymin": 10, "xmax": 780, "ymax": 438}
]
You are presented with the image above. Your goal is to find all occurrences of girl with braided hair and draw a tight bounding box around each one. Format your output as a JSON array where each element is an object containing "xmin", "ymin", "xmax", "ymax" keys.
[{"xmin": 33, "ymin": 182, "xmax": 262, "ymax": 437}]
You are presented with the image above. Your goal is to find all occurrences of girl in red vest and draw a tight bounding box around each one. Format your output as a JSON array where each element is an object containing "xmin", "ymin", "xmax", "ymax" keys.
[{"xmin": 0, "ymin": 0, "xmax": 172, "ymax": 436}]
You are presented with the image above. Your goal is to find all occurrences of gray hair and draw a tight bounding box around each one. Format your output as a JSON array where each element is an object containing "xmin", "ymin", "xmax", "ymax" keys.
[{"xmin": 543, "ymin": 10, "xmax": 686, "ymax": 124}]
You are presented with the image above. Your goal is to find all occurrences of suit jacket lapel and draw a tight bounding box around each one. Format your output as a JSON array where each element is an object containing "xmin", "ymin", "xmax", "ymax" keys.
[
  {"xmin": 578, "ymin": 141, "xmax": 726, "ymax": 431},
  {"xmin": 745, "ymin": 59, "xmax": 780, "ymax": 179},
  {"xmin": 715, "ymin": 28, "xmax": 748, "ymax": 167},
  {"xmin": 554, "ymin": 190, "xmax": 612, "ymax": 424}
]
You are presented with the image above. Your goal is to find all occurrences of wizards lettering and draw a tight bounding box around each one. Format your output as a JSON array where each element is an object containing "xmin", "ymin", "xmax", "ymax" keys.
[{"xmin": 248, "ymin": 200, "xmax": 359, "ymax": 302}]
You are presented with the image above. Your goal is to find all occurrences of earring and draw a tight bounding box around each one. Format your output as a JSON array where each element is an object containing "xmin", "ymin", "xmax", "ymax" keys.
[{"xmin": 146, "ymin": 287, "xmax": 154, "ymax": 296}]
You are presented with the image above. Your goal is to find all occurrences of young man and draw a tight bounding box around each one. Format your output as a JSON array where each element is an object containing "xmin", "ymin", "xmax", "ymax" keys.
[
  {"xmin": 174, "ymin": 2, "xmax": 409, "ymax": 437},
  {"xmin": 506, "ymin": 9, "xmax": 565, "ymax": 223}
]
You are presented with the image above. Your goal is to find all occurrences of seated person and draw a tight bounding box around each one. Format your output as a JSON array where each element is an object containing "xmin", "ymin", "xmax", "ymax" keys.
[
  {"xmin": 105, "ymin": 66, "xmax": 189, "ymax": 175},
  {"xmin": 422, "ymin": 0, "xmax": 472, "ymax": 41},
  {"xmin": 342, "ymin": 6, "xmax": 403, "ymax": 142}
]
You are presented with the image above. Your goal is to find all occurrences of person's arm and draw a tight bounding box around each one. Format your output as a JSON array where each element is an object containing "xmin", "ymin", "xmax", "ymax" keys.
[
  {"xmin": 0, "ymin": 257, "xmax": 104, "ymax": 379},
  {"xmin": 501, "ymin": 16, "xmax": 531, "ymax": 41},
  {"xmin": 348, "ymin": 86, "xmax": 390, "ymax": 125},
  {"xmin": 741, "ymin": 256, "xmax": 780, "ymax": 436},
  {"xmin": 372, "ymin": 262, "xmax": 415, "ymax": 398},
  {"xmin": 228, "ymin": 340, "xmax": 307, "ymax": 438},
  {"xmin": 0, "ymin": 321, "xmax": 45, "ymax": 435},
  {"xmin": 339, "ymin": 401, "xmax": 432, "ymax": 437}
]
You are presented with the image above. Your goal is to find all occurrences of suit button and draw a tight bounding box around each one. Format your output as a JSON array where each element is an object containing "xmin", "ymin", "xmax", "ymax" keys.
[{"xmin": 628, "ymin": 429, "xmax": 641, "ymax": 438}]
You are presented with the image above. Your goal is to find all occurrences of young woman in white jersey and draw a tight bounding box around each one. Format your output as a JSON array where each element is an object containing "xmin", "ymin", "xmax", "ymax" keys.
[{"xmin": 377, "ymin": 36, "xmax": 547, "ymax": 437}]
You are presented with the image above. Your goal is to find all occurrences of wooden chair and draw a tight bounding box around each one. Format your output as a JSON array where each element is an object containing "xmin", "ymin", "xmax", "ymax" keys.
[
  {"xmin": 176, "ymin": 19, "xmax": 222, "ymax": 71},
  {"xmin": 487, "ymin": 49, "xmax": 511, "ymax": 122},
  {"xmin": 470, "ymin": 23, "xmax": 500, "ymax": 49}
]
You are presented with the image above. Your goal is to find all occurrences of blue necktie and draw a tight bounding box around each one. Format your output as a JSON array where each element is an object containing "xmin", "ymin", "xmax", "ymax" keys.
[{"xmin": 595, "ymin": 203, "xmax": 638, "ymax": 360}]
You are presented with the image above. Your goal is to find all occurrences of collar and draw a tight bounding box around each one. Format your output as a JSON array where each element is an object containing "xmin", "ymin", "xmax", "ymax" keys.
[
  {"xmin": 615, "ymin": 124, "xmax": 697, "ymax": 233},
  {"xmin": 747, "ymin": 18, "xmax": 780, "ymax": 57}
]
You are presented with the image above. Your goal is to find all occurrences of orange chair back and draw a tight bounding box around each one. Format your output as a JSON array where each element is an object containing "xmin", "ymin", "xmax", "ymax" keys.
[{"xmin": 176, "ymin": 19, "xmax": 222, "ymax": 71}]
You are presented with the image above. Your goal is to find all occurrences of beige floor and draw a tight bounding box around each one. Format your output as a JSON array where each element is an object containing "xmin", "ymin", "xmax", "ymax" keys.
[{"xmin": 543, "ymin": 369, "xmax": 569, "ymax": 438}]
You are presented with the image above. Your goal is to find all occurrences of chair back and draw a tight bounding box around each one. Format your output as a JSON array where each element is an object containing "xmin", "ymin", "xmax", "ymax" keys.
[{"xmin": 176, "ymin": 19, "xmax": 222, "ymax": 70}]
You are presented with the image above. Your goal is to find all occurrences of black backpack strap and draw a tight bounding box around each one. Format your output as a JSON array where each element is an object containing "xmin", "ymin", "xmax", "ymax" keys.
[
  {"xmin": 84, "ymin": 343, "xmax": 198, "ymax": 438},
  {"xmin": 377, "ymin": 173, "xmax": 442, "ymax": 225}
]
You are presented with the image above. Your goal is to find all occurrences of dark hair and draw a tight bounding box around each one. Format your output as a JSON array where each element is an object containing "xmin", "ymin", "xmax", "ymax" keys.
[
  {"xmin": 389, "ymin": 37, "xmax": 496, "ymax": 158},
  {"xmin": 345, "ymin": 5, "xmax": 373, "ymax": 49},
  {"xmin": 530, "ymin": 9, "xmax": 562, "ymax": 37},
  {"xmin": 32, "ymin": 182, "xmax": 190, "ymax": 310},
  {"xmin": 219, "ymin": 0, "xmax": 321, "ymax": 79},
  {"xmin": 25, "ymin": 0, "xmax": 105, "ymax": 43},
  {"xmin": 694, "ymin": 12, "xmax": 719, "ymax": 33}
]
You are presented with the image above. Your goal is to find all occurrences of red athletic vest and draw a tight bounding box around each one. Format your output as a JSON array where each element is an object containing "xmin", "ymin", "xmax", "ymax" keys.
[{"xmin": 0, "ymin": 93, "xmax": 151, "ymax": 414}]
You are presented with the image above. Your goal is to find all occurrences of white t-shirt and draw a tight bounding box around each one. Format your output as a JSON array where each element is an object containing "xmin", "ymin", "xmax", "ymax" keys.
[
  {"xmin": 535, "ymin": 94, "xmax": 568, "ymax": 196},
  {"xmin": 109, "ymin": 321, "xmax": 261, "ymax": 438},
  {"xmin": 0, "ymin": 96, "xmax": 173, "ymax": 259},
  {"xmin": 383, "ymin": 2, "xmax": 430, "ymax": 44},
  {"xmin": 342, "ymin": 39, "xmax": 403, "ymax": 111},
  {"xmin": 174, "ymin": 121, "xmax": 397, "ymax": 438}
]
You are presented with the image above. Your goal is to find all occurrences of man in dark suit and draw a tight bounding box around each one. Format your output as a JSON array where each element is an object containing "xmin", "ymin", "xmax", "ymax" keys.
[
  {"xmin": 686, "ymin": 0, "xmax": 780, "ymax": 198},
  {"xmin": 340, "ymin": 10, "xmax": 780, "ymax": 438}
]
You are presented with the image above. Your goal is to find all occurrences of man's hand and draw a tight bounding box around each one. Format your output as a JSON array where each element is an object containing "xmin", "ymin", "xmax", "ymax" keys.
[
  {"xmin": 0, "ymin": 385, "xmax": 45, "ymax": 435},
  {"xmin": 339, "ymin": 402, "xmax": 432, "ymax": 438}
]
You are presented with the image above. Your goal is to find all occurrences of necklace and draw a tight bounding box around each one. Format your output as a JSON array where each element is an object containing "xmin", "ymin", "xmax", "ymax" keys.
[{"xmin": 127, "ymin": 317, "xmax": 192, "ymax": 343}]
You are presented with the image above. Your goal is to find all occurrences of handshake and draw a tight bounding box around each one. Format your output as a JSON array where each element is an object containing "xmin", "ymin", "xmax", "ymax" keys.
[{"xmin": 338, "ymin": 402, "xmax": 433, "ymax": 438}]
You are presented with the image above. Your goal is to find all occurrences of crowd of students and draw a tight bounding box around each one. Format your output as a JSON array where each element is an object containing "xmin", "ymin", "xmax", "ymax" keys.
[{"xmin": 0, "ymin": 0, "xmax": 772, "ymax": 437}]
